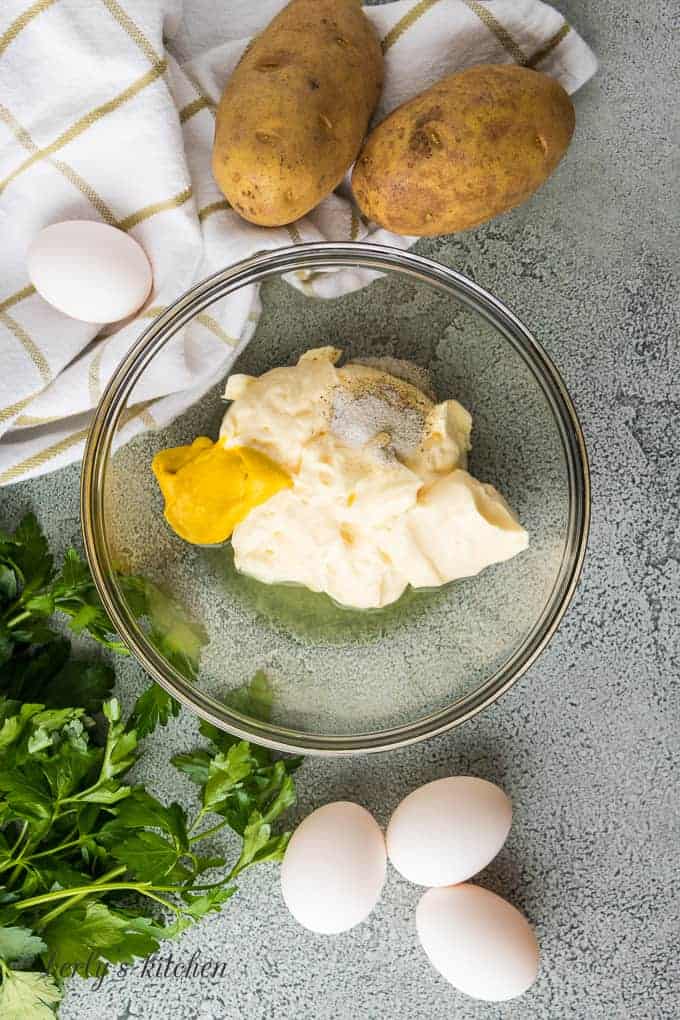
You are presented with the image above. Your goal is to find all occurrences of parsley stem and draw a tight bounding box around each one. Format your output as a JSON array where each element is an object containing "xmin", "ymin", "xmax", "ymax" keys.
[
  {"xmin": 9, "ymin": 821, "xmax": 28, "ymax": 856},
  {"xmin": 135, "ymin": 888, "xmax": 182, "ymax": 914},
  {"xmin": 13, "ymin": 872, "xmax": 183, "ymax": 918},
  {"xmin": 5, "ymin": 609, "xmax": 31, "ymax": 629},
  {"xmin": 188, "ymin": 818, "xmax": 230, "ymax": 843},
  {"xmin": 187, "ymin": 810, "xmax": 207, "ymax": 835},
  {"xmin": 36, "ymin": 866, "xmax": 126, "ymax": 930},
  {"xmin": 6, "ymin": 857, "xmax": 29, "ymax": 889},
  {"xmin": 27, "ymin": 837, "xmax": 83, "ymax": 862},
  {"xmin": 184, "ymin": 879, "xmax": 233, "ymax": 892},
  {"xmin": 0, "ymin": 823, "xmax": 30, "ymax": 877},
  {"xmin": 14, "ymin": 867, "xmax": 129, "ymax": 912}
]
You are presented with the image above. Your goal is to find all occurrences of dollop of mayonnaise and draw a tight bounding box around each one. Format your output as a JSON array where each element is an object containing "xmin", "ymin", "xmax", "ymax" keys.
[{"xmin": 221, "ymin": 348, "xmax": 528, "ymax": 610}]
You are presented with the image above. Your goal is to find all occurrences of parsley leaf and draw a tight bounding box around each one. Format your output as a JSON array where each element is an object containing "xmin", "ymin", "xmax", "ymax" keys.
[
  {"xmin": 109, "ymin": 831, "xmax": 180, "ymax": 883},
  {"xmin": 127, "ymin": 683, "xmax": 180, "ymax": 740},
  {"xmin": 181, "ymin": 886, "xmax": 236, "ymax": 918},
  {"xmin": 202, "ymin": 743, "xmax": 256, "ymax": 812},
  {"xmin": 26, "ymin": 548, "xmax": 126, "ymax": 654},
  {"xmin": 35, "ymin": 660, "xmax": 114, "ymax": 715},
  {"xmin": 170, "ymin": 749, "xmax": 211, "ymax": 785},
  {"xmin": 0, "ymin": 631, "xmax": 13, "ymax": 670},
  {"xmin": 101, "ymin": 788, "xmax": 188, "ymax": 847},
  {"xmin": 41, "ymin": 901, "xmax": 162, "ymax": 977},
  {"xmin": 3, "ymin": 514, "xmax": 53, "ymax": 596},
  {"xmin": 0, "ymin": 967, "xmax": 61, "ymax": 1019},
  {"xmin": 0, "ymin": 566, "xmax": 18, "ymax": 603},
  {"xmin": 0, "ymin": 639, "xmax": 70, "ymax": 705},
  {"xmin": 0, "ymin": 926, "xmax": 46, "ymax": 963},
  {"xmin": 231, "ymin": 816, "xmax": 291, "ymax": 879},
  {"xmin": 0, "ymin": 761, "xmax": 53, "ymax": 821}
]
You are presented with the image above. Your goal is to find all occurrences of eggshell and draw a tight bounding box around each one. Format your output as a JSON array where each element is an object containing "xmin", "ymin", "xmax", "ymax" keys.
[
  {"xmin": 281, "ymin": 801, "xmax": 386, "ymax": 934},
  {"xmin": 27, "ymin": 220, "xmax": 152, "ymax": 323},
  {"xmin": 386, "ymin": 776, "xmax": 512, "ymax": 886},
  {"xmin": 416, "ymin": 884, "xmax": 539, "ymax": 1001}
]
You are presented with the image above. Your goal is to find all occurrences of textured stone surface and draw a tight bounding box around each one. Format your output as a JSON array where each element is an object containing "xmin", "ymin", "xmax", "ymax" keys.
[{"xmin": 2, "ymin": 0, "xmax": 679, "ymax": 1017}]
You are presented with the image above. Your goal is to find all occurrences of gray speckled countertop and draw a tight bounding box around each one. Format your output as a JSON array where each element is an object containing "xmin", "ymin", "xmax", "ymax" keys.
[{"xmin": 2, "ymin": 1, "xmax": 679, "ymax": 1017}]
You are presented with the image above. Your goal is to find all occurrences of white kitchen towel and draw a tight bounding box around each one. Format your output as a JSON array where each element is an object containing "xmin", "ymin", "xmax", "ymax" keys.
[{"xmin": 0, "ymin": 0, "xmax": 597, "ymax": 485}]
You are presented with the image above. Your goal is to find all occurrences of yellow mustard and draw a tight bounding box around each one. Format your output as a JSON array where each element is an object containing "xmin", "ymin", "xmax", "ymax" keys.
[{"xmin": 152, "ymin": 436, "xmax": 291, "ymax": 545}]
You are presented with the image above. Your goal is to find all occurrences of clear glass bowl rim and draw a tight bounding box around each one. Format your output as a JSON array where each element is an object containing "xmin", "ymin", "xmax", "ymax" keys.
[{"xmin": 81, "ymin": 241, "xmax": 590, "ymax": 756}]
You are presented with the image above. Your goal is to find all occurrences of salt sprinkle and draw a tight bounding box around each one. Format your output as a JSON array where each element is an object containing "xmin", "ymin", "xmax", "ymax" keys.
[{"xmin": 330, "ymin": 359, "xmax": 433, "ymax": 461}]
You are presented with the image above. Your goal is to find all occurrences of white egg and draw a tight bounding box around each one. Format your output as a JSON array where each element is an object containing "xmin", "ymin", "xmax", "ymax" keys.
[
  {"xmin": 28, "ymin": 220, "xmax": 152, "ymax": 323},
  {"xmin": 416, "ymin": 884, "xmax": 539, "ymax": 1001},
  {"xmin": 281, "ymin": 801, "xmax": 386, "ymax": 934},
  {"xmin": 386, "ymin": 776, "xmax": 512, "ymax": 886}
]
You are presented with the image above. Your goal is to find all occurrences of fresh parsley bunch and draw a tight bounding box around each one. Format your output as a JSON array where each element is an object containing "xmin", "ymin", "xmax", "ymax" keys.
[
  {"xmin": 0, "ymin": 512, "xmax": 210, "ymax": 738},
  {"xmin": 0, "ymin": 514, "xmax": 301, "ymax": 1019},
  {"xmin": 0, "ymin": 512, "xmax": 134, "ymax": 655}
]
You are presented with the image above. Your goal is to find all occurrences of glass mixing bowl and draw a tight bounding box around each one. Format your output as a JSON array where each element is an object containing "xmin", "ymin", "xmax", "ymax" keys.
[{"xmin": 82, "ymin": 243, "xmax": 589, "ymax": 755}]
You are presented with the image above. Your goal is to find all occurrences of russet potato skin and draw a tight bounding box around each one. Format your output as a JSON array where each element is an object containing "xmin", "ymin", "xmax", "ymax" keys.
[
  {"xmin": 351, "ymin": 64, "xmax": 575, "ymax": 237},
  {"xmin": 212, "ymin": 0, "xmax": 383, "ymax": 227}
]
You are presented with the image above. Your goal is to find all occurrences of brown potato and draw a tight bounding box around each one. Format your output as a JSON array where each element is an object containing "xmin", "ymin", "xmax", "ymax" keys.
[
  {"xmin": 212, "ymin": 0, "xmax": 383, "ymax": 227},
  {"xmin": 351, "ymin": 64, "xmax": 575, "ymax": 237}
]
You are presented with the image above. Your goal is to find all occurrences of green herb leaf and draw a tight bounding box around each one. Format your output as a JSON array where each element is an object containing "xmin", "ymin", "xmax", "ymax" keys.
[
  {"xmin": 54, "ymin": 547, "xmax": 89, "ymax": 590},
  {"xmin": 41, "ymin": 901, "xmax": 162, "ymax": 977},
  {"xmin": 104, "ymin": 788, "xmax": 175, "ymax": 831},
  {"xmin": 181, "ymin": 886, "xmax": 235, "ymax": 918},
  {"xmin": 0, "ymin": 926, "xmax": 47, "ymax": 964},
  {"xmin": 212, "ymin": 759, "xmax": 298, "ymax": 837},
  {"xmin": 0, "ymin": 761, "xmax": 53, "ymax": 821},
  {"xmin": 166, "ymin": 803, "xmax": 190, "ymax": 852},
  {"xmin": 37, "ymin": 860, "xmax": 93, "ymax": 896},
  {"xmin": 230, "ymin": 810, "xmax": 292, "ymax": 879},
  {"xmin": 0, "ymin": 640, "xmax": 69, "ymax": 706},
  {"xmin": 170, "ymin": 749, "xmax": 211, "ymax": 785},
  {"xmin": 98, "ymin": 913, "xmax": 167, "ymax": 964},
  {"xmin": 127, "ymin": 683, "xmax": 180, "ymax": 739},
  {"xmin": 39, "ymin": 549, "xmax": 126, "ymax": 653},
  {"xmin": 36, "ymin": 660, "xmax": 114, "ymax": 715},
  {"xmin": 100, "ymin": 789, "xmax": 188, "ymax": 851},
  {"xmin": 101, "ymin": 699, "xmax": 138, "ymax": 781},
  {"xmin": 0, "ymin": 967, "xmax": 61, "ymax": 1019},
  {"xmin": 0, "ymin": 630, "xmax": 13, "ymax": 669},
  {"xmin": 198, "ymin": 716, "xmax": 236, "ymax": 750},
  {"xmin": 76, "ymin": 784, "xmax": 130, "ymax": 807},
  {"xmin": 262, "ymin": 771, "xmax": 297, "ymax": 825},
  {"xmin": 40, "ymin": 739, "xmax": 100, "ymax": 802},
  {"xmin": 5, "ymin": 514, "xmax": 54, "ymax": 596},
  {"xmin": 0, "ymin": 566, "xmax": 18, "ymax": 604},
  {"xmin": 202, "ymin": 743, "xmax": 255, "ymax": 813},
  {"xmin": 189, "ymin": 854, "xmax": 226, "ymax": 877},
  {"xmin": 7, "ymin": 620, "xmax": 58, "ymax": 649},
  {"xmin": 110, "ymin": 830, "xmax": 180, "ymax": 883},
  {"xmin": 0, "ymin": 702, "xmax": 44, "ymax": 753}
]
